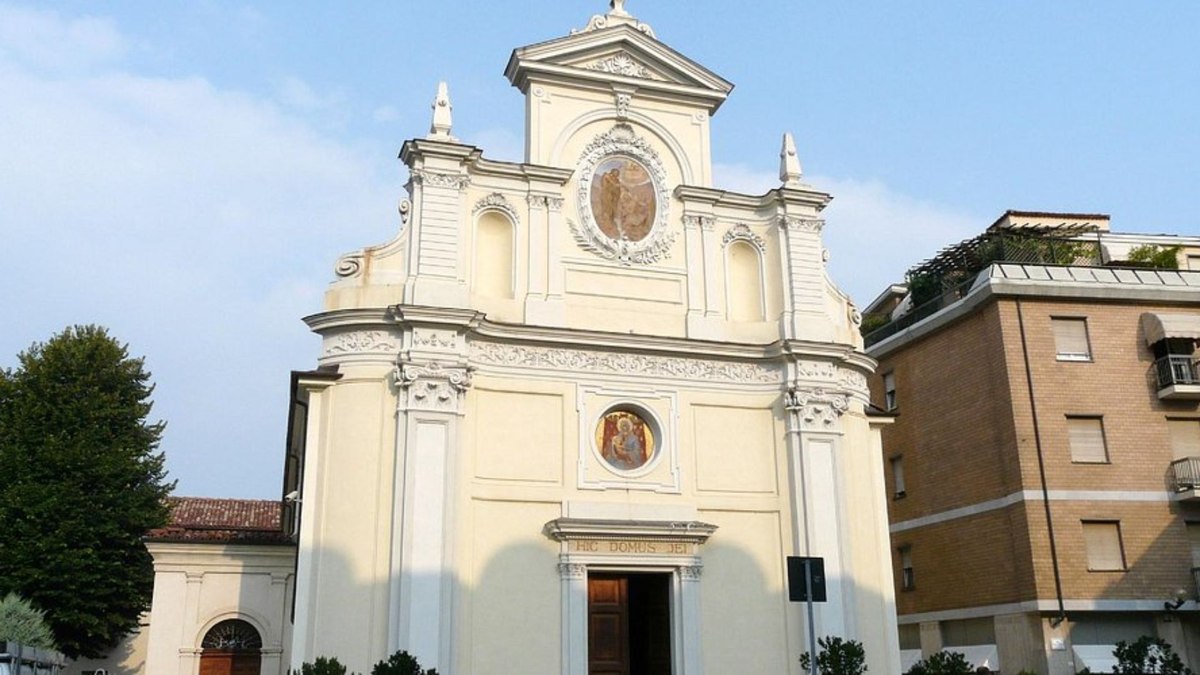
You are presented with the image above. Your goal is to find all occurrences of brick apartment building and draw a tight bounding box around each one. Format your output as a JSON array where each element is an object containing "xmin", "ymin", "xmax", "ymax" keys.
[{"xmin": 863, "ymin": 211, "xmax": 1200, "ymax": 674}]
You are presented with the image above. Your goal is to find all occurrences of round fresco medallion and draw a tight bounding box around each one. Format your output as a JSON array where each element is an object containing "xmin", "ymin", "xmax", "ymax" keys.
[
  {"xmin": 595, "ymin": 408, "xmax": 656, "ymax": 472},
  {"xmin": 588, "ymin": 156, "xmax": 656, "ymax": 243}
]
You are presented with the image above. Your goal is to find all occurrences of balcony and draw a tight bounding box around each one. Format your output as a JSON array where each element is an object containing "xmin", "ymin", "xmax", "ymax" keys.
[
  {"xmin": 1170, "ymin": 457, "xmax": 1200, "ymax": 500},
  {"xmin": 1154, "ymin": 355, "xmax": 1200, "ymax": 400}
]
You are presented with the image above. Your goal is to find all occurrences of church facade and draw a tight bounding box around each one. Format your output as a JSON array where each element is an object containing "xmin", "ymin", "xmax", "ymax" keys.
[{"xmin": 285, "ymin": 4, "xmax": 900, "ymax": 674}]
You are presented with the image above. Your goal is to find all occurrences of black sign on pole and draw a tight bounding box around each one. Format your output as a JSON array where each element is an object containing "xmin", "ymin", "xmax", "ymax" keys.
[{"xmin": 787, "ymin": 556, "xmax": 827, "ymax": 602}]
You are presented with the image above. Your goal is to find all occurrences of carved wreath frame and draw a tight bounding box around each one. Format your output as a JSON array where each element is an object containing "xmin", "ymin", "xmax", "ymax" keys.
[{"xmin": 570, "ymin": 124, "xmax": 675, "ymax": 266}]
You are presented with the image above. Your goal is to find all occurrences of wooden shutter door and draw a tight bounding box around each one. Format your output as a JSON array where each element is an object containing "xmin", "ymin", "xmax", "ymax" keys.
[{"xmin": 589, "ymin": 574, "xmax": 630, "ymax": 675}]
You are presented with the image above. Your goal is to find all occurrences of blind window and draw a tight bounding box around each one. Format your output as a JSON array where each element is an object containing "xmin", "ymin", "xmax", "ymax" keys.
[
  {"xmin": 1169, "ymin": 420, "xmax": 1200, "ymax": 460},
  {"xmin": 1082, "ymin": 522, "xmax": 1125, "ymax": 571},
  {"xmin": 1068, "ymin": 417, "xmax": 1108, "ymax": 463},
  {"xmin": 1053, "ymin": 318, "xmax": 1092, "ymax": 360}
]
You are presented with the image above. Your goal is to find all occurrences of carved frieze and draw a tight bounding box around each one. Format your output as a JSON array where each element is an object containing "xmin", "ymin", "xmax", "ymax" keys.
[
  {"xmin": 413, "ymin": 169, "xmax": 470, "ymax": 190},
  {"xmin": 586, "ymin": 53, "xmax": 659, "ymax": 80},
  {"xmin": 778, "ymin": 216, "xmax": 824, "ymax": 233},
  {"xmin": 785, "ymin": 386, "xmax": 850, "ymax": 431},
  {"xmin": 323, "ymin": 331, "xmax": 399, "ymax": 356},
  {"xmin": 722, "ymin": 223, "xmax": 766, "ymax": 252},
  {"xmin": 412, "ymin": 330, "xmax": 456, "ymax": 350},
  {"xmin": 470, "ymin": 342, "xmax": 780, "ymax": 384},
  {"xmin": 394, "ymin": 361, "xmax": 473, "ymax": 413},
  {"xmin": 558, "ymin": 562, "xmax": 587, "ymax": 580}
]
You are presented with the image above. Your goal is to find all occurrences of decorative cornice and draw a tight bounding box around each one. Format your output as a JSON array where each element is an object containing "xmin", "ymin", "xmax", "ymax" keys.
[
  {"xmin": 779, "ymin": 215, "xmax": 824, "ymax": 233},
  {"xmin": 544, "ymin": 518, "xmax": 717, "ymax": 544},
  {"xmin": 473, "ymin": 192, "xmax": 520, "ymax": 225},
  {"xmin": 470, "ymin": 341, "xmax": 780, "ymax": 384},
  {"xmin": 572, "ymin": 124, "xmax": 675, "ymax": 266},
  {"xmin": 722, "ymin": 223, "xmax": 766, "ymax": 252},
  {"xmin": 785, "ymin": 386, "xmax": 849, "ymax": 430},
  {"xmin": 585, "ymin": 53, "xmax": 660, "ymax": 80},
  {"xmin": 413, "ymin": 169, "xmax": 470, "ymax": 190}
]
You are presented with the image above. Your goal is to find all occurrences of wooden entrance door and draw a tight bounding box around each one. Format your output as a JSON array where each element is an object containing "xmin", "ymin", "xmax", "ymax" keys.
[
  {"xmin": 198, "ymin": 651, "xmax": 261, "ymax": 675},
  {"xmin": 588, "ymin": 573, "xmax": 672, "ymax": 675}
]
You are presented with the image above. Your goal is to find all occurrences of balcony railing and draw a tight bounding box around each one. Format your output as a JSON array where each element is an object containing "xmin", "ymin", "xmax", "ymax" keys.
[
  {"xmin": 1155, "ymin": 355, "xmax": 1200, "ymax": 389},
  {"xmin": 1170, "ymin": 457, "xmax": 1200, "ymax": 492}
]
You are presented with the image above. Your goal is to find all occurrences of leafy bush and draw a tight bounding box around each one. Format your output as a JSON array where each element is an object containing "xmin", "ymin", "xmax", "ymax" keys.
[
  {"xmin": 860, "ymin": 313, "xmax": 891, "ymax": 335},
  {"xmin": 291, "ymin": 656, "xmax": 353, "ymax": 675},
  {"xmin": 1126, "ymin": 244, "xmax": 1181, "ymax": 269},
  {"xmin": 0, "ymin": 593, "xmax": 57, "ymax": 650},
  {"xmin": 906, "ymin": 272, "xmax": 942, "ymax": 307},
  {"xmin": 372, "ymin": 650, "xmax": 438, "ymax": 675},
  {"xmin": 799, "ymin": 636, "xmax": 868, "ymax": 675},
  {"xmin": 905, "ymin": 650, "xmax": 974, "ymax": 675},
  {"xmin": 1113, "ymin": 636, "xmax": 1192, "ymax": 675}
]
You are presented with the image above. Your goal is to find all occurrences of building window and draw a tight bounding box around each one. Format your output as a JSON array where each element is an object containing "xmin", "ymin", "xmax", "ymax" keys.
[
  {"xmin": 1052, "ymin": 318, "xmax": 1092, "ymax": 361},
  {"xmin": 899, "ymin": 545, "xmax": 915, "ymax": 590},
  {"xmin": 883, "ymin": 372, "xmax": 897, "ymax": 411},
  {"xmin": 1067, "ymin": 416, "xmax": 1109, "ymax": 463},
  {"xmin": 1082, "ymin": 521, "xmax": 1125, "ymax": 571},
  {"xmin": 1170, "ymin": 420, "xmax": 1200, "ymax": 460},
  {"xmin": 890, "ymin": 455, "xmax": 906, "ymax": 498}
]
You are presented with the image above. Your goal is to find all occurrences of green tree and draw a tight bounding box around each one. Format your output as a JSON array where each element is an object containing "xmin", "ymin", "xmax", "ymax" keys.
[
  {"xmin": 1113, "ymin": 636, "xmax": 1192, "ymax": 675},
  {"xmin": 905, "ymin": 650, "xmax": 974, "ymax": 675},
  {"xmin": 0, "ymin": 593, "xmax": 57, "ymax": 650},
  {"xmin": 1126, "ymin": 244, "xmax": 1182, "ymax": 269},
  {"xmin": 0, "ymin": 326, "xmax": 173, "ymax": 658},
  {"xmin": 372, "ymin": 650, "xmax": 439, "ymax": 675},
  {"xmin": 291, "ymin": 656, "xmax": 352, "ymax": 675},
  {"xmin": 800, "ymin": 636, "xmax": 868, "ymax": 675}
]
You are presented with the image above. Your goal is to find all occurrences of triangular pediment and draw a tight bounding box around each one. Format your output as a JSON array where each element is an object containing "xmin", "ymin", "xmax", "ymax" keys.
[{"xmin": 505, "ymin": 24, "xmax": 734, "ymax": 113}]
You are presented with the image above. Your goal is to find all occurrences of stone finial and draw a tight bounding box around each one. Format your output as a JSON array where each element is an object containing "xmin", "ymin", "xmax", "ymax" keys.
[
  {"xmin": 610, "ymin": 0, "xmax": 630, "ymax": 17},
  {"xmin": 428, "ymin": 81, "xmax": 455, "ymax": 141},
  {"xmin": 779, "ymin": 132, "xmax": 803, "ymax": 186}
]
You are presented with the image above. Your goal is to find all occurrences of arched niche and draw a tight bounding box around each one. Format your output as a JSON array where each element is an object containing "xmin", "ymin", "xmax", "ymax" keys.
[
  {"xmin": 473, "ymin": 208, "xmax": 516, "ymax": 300},
  {"xmin": 725, "ymin": 239, "xmax": 765, "ymax": 322}
]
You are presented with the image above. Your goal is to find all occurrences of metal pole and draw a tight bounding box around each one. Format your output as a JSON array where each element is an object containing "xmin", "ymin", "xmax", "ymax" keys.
[{"xmin": 805, "ymin": 559, "xmax": 818, "ymax": 675}]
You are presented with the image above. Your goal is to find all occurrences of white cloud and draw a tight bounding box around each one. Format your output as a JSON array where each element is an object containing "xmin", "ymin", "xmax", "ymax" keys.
[
  {"xmin": 276, "ymin": 75, "xmax": 345, "ymax": 112},
  {"xmin": 0, "ymin": 7, "xmax": 398, "ymax": 498},
  {"xmin": 712, "ymin": 163, "xmax": 980, "ymax": 305},
  {"xmin": 0, "ymin": 4, "xmax": 125, "ymax": 71}
]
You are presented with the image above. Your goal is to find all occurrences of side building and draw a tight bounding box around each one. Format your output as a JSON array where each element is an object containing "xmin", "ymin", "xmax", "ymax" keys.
[
  {"xmin": 864, "ymin": 211, "xmax": 1200, "ymax": 674},
  {"xmin": 70, "ymin": 497, "xmax": 295, "ymax": 675}
]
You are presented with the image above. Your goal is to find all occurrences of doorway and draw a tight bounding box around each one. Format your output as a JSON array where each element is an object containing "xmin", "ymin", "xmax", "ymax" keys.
[
  {"xmin": 198, "ymin": 619, "xmax": 262, "ymax": 675},
  {"xmin": 588, "ymin": 572, "xmax": 672, "ymax": 675}
]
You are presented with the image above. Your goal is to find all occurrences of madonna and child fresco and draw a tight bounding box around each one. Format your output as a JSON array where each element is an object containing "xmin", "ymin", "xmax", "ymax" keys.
[
  {"xmin": 595, "ymin": 409, "xmax": 655, "ymax": 471},
  {"xmin": 589, "ymin": 157, "xmax": 656, "ymax": 242}
]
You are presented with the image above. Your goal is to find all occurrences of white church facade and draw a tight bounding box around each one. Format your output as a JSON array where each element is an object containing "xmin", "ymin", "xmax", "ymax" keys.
[{"xmin": 73, "ymin": 4, "xmax": 901, "ymax": 674}]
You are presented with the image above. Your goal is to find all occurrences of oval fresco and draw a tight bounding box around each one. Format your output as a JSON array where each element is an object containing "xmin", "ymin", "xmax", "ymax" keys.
[
  {"xmin": 589, "ymin": 157, "xmax": 656, "ymax": 243},
  {"xmin": 595, "ymin": 409, "xmax": 656, "ymax": 472}
]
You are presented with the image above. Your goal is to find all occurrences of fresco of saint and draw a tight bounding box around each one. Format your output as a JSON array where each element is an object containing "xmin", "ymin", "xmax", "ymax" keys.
[
  {"xmin": 596, "ymin": 410, "xmax": 654, "ymax": 471},
  {"xmin": 589, "ymin": 157, "xmax": 655, "ymax": 242}
]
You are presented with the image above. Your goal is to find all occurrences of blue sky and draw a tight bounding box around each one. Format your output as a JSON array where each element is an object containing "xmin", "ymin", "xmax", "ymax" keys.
[{"xmin": 2, "ymin": 1, "xmax": 1197, "ymax": 498}]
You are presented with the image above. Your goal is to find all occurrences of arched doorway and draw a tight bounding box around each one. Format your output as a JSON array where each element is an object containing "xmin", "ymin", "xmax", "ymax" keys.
[{"xmin": 199, "ymin": 619, "xmax": 262, "ymax": 675}]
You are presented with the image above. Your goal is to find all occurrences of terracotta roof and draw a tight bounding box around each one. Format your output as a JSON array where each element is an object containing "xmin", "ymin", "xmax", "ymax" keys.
[{"xmin": 147, "ymin": 497, "xmax": 292, "ymax": 545}]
